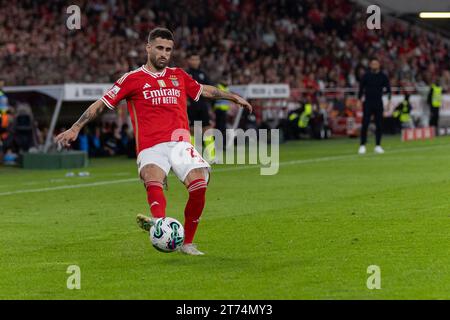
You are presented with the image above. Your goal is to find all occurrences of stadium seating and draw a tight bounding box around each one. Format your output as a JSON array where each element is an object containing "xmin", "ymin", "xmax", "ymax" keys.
[{"xmin": 1, "ymin": 0, "xmax": 449, "ymax": 90}]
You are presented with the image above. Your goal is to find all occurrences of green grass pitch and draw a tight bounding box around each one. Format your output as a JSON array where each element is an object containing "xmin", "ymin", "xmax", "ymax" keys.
[{"xmin": 1, "ymin": 135, "xmax": 449, "ymax": 299}]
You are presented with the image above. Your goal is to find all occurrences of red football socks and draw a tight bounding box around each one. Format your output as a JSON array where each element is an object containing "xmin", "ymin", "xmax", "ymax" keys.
[
  {"xmin": 145, "ymin": 181, "xmax": 166, "ymax": 218},
  {"xmin": 184, "ymin": 179, "xmax": 207, "ymax": 244}
]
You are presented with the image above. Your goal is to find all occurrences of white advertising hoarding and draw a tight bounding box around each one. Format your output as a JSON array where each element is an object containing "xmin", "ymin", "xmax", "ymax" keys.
[{"xmin": 63, "ymin": 83, "xmax": 112, "ymax": 101}]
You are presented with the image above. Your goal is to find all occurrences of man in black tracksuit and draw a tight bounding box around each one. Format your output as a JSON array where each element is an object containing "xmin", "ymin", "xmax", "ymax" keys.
[
  {"xmin": 185, "ymin": 52, "xmax": 215, "ymax": 161},
  {"xmin": 358, "ymin": 58, "xmax": 391, "ymax": 154},
  {"xmin": 186, "ymin": 53, "xmax": 212, "ymax": 130}
]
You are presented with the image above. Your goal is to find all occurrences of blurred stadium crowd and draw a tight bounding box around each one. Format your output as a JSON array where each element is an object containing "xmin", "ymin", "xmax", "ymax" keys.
[
  {"xmin": 1, "ymin": 0, "xmax": 449, "ymax": 164},
  {"xmin": 1, "ymin": 0, "xmax": 449, "ymax": 89}
]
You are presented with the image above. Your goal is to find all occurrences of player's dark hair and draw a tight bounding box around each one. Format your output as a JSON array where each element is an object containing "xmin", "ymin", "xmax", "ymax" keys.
[
  {"xmin": 148, "ymin": 27, "xmax": 174, "ymax": 43},
  {"xmin": 370, "ymin": 57, "xmax": 379, "ymax": 62}
]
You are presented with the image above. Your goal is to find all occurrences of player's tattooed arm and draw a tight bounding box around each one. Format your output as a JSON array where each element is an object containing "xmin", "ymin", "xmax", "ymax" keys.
[
  {"xmin": 72, "ymin": 99, "xmax": 106, "ymax": 130},
  {"xmin": 201, "ymin": 85, "xmax": 252, "ymax": 113},
  {"xmin": 55, "ymin": 99, "xmax": 106, "ymax": 147}
]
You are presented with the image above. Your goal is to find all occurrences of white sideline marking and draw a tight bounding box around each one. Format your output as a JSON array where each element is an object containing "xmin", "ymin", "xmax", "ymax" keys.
[
  {"xmin": 0, "ymin": 144, "xmax": 447, "ymax": 197},
  {"xmin": 0, "ymin": 178, "xmax": 137, "ymax": 197}
]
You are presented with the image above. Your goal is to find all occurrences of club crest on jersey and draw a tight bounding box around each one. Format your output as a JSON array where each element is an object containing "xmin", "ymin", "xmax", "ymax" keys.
[
  {"xmin": 169, "ymin": 75, "xmax": 179, "ymax": 87},
  {"xmin": 157, "ymin": 80, "xmax": 166, "ymax": 88}
]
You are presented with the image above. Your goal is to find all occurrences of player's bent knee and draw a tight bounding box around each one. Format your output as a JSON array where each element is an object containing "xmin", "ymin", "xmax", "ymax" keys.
[
  {"xmin": 140, "ymin": 164, "xmax": 166, "ymax": 182},
  {"xmin": 184, "ymin": 168, "xmax": 209, "ymax": 186}
]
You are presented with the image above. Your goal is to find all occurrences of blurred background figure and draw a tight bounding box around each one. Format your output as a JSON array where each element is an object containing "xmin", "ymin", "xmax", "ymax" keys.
[
  {"xmin": 213, "ymin": 76, "xmax": 231, "ymax": 149},
  {"xmin": 428, "ymin": 78, "xmax": 443, "ymax": 135},
  {"xmin": 358, "ymin": 58, "xmax": 391, "ymax": 154},
  {"xmin": 12, "ymin": 103, "xmax": 38, "ymax": 153},
  {"xmin": 119, "ymin": 123, "xmax": 132, "ymax": 155},
  {"xmin": 186, "ymin": 52, "xmax": 215, "ymax": 161},
  {"xmin": 0, "ymin": 78, "xmax": 10, "ymax": 160},
  {"xmin": 298, "ymin": 101, "xmax": 313, "ymax": 136},
  {"xmin": 0, "ymin": 79, "xmax": 8, "ymax": 113},
  {"xmin": 77, "ymin": 127, "xmax": 90, "ymax": 154},
  {"xmin": 310, "ymin": 102, "xmax": 330, "ymax": 139},
  {"xmin": 287, "ymin": 97, "xmax": 313, "ymax": 140},
  {"xmin": 393, "ymin": 93, "xmax": 414, "ymax": 130}
]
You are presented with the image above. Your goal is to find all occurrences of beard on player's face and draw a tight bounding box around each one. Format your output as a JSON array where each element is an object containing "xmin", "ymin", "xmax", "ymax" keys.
[{"xmin": 150, "ymin": 53, "xmax": 169, "ymax": 71}]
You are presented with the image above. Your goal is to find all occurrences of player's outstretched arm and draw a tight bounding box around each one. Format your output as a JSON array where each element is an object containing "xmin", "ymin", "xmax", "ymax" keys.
[
  {"xmin": 55, "ymin": 99, "xmax": 106, "ymax": 147},
  {"xmin": 201, "ymin": 85, "xmax": 252, "ymax": 113}
]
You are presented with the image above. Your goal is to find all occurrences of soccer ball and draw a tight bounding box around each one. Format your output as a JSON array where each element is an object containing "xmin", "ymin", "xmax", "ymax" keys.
[{"xmin": 150, "ymin": 217, "xmax": 184, "ymax": 252}]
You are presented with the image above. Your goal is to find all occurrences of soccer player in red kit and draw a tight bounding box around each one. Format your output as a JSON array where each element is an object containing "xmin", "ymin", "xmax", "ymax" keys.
[{"xmin": 56, "ymin": 28, "xmax": 252, "ymax": 255}]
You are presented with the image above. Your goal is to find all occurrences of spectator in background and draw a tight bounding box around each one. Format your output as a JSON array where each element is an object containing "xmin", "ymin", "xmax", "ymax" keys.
[
  {"xmin": 89, "ymin": 126, "xmax": 103, "ymax": 157},
  {"xmin": 213, "ymin": 76, "xmax": 232, "ymax": 149},
  {"xmin": 66, "ymin": 122, "xmax": 134, "ymax": 157},
  {"xmin": 0, "ymin": 79, "xmax": 8, "ymax": 113},
  {"xmin": 428, "ymin": 78, "xmax": 443, "ymax": 134},
  {"xmin": 12, "ymin": 103, "xmax": 37, "ymax": 153},
  {"xmin": 119, "ymin": 123, "xmax": 132, "ymax": 155},
  {"xmin": 0, "ymin": 107, "xmax": 11, "ymax": 152},
  {"xmin": 0, "ymin": 78, "xmax": 10, "ymax": 159},
  {"xmin": 287, "ymin": 98, "xmax": 314, "ymax": 140},
  {"xmin": 393, "ymin": 93, "xmax": 414, "ymax": 130},
  {"xmin": 1, "ymin": 1, "xmax": 448, "ymax": 91},
  {"xmin": 103, "ymin": 123, "xmax": 118, "ymax": 156},
  {"xmin": 77, "ymin": 127, "xmax": 90, "ymax": 153}
]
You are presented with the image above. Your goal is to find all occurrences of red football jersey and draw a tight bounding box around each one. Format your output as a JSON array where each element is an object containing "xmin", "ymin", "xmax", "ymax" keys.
[{"xmin": 101, "ymin": 65, "xmax": 203, "ymax": 154}]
